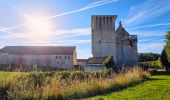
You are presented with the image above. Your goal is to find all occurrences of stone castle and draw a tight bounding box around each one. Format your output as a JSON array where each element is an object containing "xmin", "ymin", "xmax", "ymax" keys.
[
  {"xmin": 91, "ymin": 15, "xmax": 138, "ymax": 68},
  {"xmin": 0, "ymin": 15, "xmax": 138, "ymax": 71}
]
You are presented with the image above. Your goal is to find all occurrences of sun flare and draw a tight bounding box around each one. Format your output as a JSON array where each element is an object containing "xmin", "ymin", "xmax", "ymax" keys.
[{"xmin": 25, "ymin": 15, "xmax": 54, "ymax": 40}]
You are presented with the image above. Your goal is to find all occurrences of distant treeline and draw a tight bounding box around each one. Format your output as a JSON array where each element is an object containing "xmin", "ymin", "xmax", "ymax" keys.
[
  {"xmin": 138, "ymin": 53, "xmax": 162, "ymax": 70},
  {"xmin": 138, "ymin": 53, "xmax": 160, "ymax": 62}
]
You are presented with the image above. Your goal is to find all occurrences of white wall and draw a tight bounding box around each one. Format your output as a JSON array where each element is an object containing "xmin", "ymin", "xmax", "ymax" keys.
[
  {"xmin": 85, "ymin": 64, "xmax": 104, "ymax": 71},
  {"xmin": 0, "ymin": 54, "xmax": 75, "ymax": 70},
  {"xmin": 0, "ymin": 53, "xmax": 8, "ymax": 65},
  {"xmin": 51, "ymin": 55, "xmax": 73, "ymax": 69},
  {"xmin": 7, "ymin": 55, "xmax": 52, "ymax": 67}
]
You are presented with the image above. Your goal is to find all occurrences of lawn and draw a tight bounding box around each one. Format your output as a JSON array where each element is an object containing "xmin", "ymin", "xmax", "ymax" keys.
[{"xmin": 87, "ymin": 71, "xmax": 170, "ymax": 100}]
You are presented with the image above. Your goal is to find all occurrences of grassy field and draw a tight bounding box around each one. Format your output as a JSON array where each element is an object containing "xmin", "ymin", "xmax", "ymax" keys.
[
  {"xmin": 1, "ymin": 70, "xmax": 169, "ymax": 100},
  {"xmin": 0, "ymin": 68, "xmax": 149, "ymax": 99},
  {"xmin": 87, "ymin": 71, "xmax": 170, "ymax": 100}
]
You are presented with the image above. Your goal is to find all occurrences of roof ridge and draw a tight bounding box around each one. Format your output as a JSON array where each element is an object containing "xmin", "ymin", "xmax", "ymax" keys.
[
  {"xmin": 116, "ymin": 21, "xmax": 129, "ymax": 35},
  {"xmin": 0, "ymin": 46, "xmax": 76, "ymax": 55}
]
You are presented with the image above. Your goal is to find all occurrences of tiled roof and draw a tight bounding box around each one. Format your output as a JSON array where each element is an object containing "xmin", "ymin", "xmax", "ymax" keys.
[
  {"xmin": 0, "ymin": 46, "xmax": 76, "ymax": 55},
  {"xmin": 86, "ymin": 57, "xmax": 106, "ymax": 64}
]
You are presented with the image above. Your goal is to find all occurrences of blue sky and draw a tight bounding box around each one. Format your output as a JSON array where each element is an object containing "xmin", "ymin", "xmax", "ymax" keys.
[{"xmin": 0, "ymin": 0, "xmax": 170, "ymax": 58}]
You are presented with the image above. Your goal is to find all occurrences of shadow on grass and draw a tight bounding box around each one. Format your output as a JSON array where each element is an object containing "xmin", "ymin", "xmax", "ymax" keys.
[
  {"xmin": 148, "ymin": 78, "xmax": 167, "ymax": 81},
  {"xmin": 81, "ymin": 71, "xmax": 170, "ymax": 99},
  {"xmin": 151, "ymin": 71, "xmax": 170, "ymax": 76},
  {"xmin": 81, "ymin": 80, "xmax": 147, "ymax": 99}
]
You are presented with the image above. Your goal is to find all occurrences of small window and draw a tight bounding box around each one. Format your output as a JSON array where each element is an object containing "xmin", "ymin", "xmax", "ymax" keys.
[
  {"xmin": 56, "ymin": 56, "xmax": 58, "ymax": 59},
  {"xmin": 65, "ymin": 56, "xmax": 67, "ymax": 59},
  {"xmin": 59, "ymin": 56, "xmax": 61, "ymax": 59},
  {"xmin": 68, "ymin": 56, "xmax": 70, "ymax": 59}
]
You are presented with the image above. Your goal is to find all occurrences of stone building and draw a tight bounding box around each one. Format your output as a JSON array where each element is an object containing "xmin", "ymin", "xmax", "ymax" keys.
[
  {"xmin": 85, "ymin": 57, "xmax": 106, "ymax": 71},
  {"xmin": 0, "ymin": 46, "xmax": 77, "ymax": 70},
  {"xmin": 76, "ymin": 59, "xmax": 87, "ymax": 70},
  {"xmin": 90, "ymin": 15, "xmax": 138, "ymax": 70}
]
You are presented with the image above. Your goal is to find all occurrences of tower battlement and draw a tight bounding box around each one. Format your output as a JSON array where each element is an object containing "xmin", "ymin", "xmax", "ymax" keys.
[{"xmin": 91, "ymin": 15, "xmax": 117, "ymax": 32}]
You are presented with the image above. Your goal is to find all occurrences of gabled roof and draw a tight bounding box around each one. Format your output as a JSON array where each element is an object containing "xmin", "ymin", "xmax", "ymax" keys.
[
  {"xmin": 0, "ymin": 46, "xmax": 76, "ymax": 55},
  {"xmin": 77, "ymin": 59, "xmax": 87, "ymax": 62},
  {"xmin": 86, "ymin": 57, "xmax": 106, "ymax": 64},
  {"xmin": 116, "ymin": 21, "xmax": 129, "ymax": 36}
]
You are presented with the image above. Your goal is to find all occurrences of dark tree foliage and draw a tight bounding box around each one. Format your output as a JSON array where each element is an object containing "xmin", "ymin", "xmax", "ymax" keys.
[
  {"xmin": 160, "ymin": 31, "xmax": 170, "ymax": 71},
  {"xmin": 139, "ymin": 53, "xmax": 160, "ymax": 62},
  {"xmin": 161, "ymin": 48, "xmax": 169, "ymax": 70},
  {"xmin": 166, "ymin": 31, "xmax": 170, "ymax": 62},
  {"xmin": 103, "ymin": 55, "xmax": 115, "ymax": 69}
]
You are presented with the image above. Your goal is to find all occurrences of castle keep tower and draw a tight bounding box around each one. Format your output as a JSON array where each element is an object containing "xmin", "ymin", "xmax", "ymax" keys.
[
  {"xmin": 86, "ymin": 15, "xmax": 138, "ymax": 71},
  {"xmin": 91, "ymin": 15, "xmax": 117, "ymax": 62},
  {"xmin": 116, "ymin": 21, "xmax": 138, "ymax": 67}
]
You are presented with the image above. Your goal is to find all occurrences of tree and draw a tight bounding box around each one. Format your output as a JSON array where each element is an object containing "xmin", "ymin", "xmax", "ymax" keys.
[
  {"xmin": 103, "ymin": 55, "xmax": 115, "ymax": 69},
  {"xmin": 161, "ymin": 48, "xmax": 169, "ymax": 71},
  {"xmin": 161, "ymin": 31, "xmax": 170, "ymax": 72},
  {"xmin": 165, "ymin": 31, "xmax": 170, "ymax": 62}
]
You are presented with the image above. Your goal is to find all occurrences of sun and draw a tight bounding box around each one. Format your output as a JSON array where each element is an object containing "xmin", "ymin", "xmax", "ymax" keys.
[{"xmin": 25, "ymin": 15, "xmax": 54, "ymax": 40}]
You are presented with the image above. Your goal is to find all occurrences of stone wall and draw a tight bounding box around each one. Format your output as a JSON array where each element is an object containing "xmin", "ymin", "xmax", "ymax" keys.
[{"xmin": 116, "ymin": 35, "xmax": 138, "ymax": 67}]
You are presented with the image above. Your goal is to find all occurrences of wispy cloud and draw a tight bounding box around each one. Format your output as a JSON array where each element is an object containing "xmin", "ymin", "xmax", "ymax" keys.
[
  {"xmin": 77, "ymin": 49, "xmax": 92, "ymax": 59},
  {"xmin": 0, "ymin": 27, "xmax": 5, "ymax": 30},
  {"xmin": 128, "ymin": 30, "xmax": 166, "ymax": 37},
  {"xmin": 138, "ymin": 43, "xmax": 164, "ymax": 53},
  {"xmin": 25, "ymin": 39, "xmax": 91, "ymax": 46},
  {"xmin": 129, "ymin": 22, "xmax": 170, "ymax": 30},
  {"xmin": 0, "ymin": 27, "xmax": 91, "ymax": 44},
  {"xmin": 126, "ymin": 12, "xmax": 146, "ymax": 25},
  {"xmin": 53, "ymin": 28, "xmax": 91, "ymax": 39},
  {"xmin": 0, "ymin": 0, "xmax": 118, "ymax": 32},
  {"xmin": 128, "ymin": 29, "xmax": 165, "ymax": 53},
  {"xmin": 0, "ymin": 30, "xmax": 35, "ymax": 40},
  {"xmin": 125, "ymin": 0, "xmax": 170, "ymax": 25},
  {"xmin": 46, "ymin": 0, "xmax": 118, "ymax": 20}
]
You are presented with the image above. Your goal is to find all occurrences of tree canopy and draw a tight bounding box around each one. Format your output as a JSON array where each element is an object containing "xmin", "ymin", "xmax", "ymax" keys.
[
  {"xmin": 161, "ymin": 48, "xmax": 169, "ymax": 68},
  {"xmin": 165, "ymin": 31, "xmax": 170, "ymax": 62},
  {"xmin": 160, "ymin": 31, "xmax": 170, "ymax": 71}
]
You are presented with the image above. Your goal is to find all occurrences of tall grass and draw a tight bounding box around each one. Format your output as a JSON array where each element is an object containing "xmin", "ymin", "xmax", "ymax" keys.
[{"xmin": 1, "ymin": 67, "xmax": 149, "ymax": 99}]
